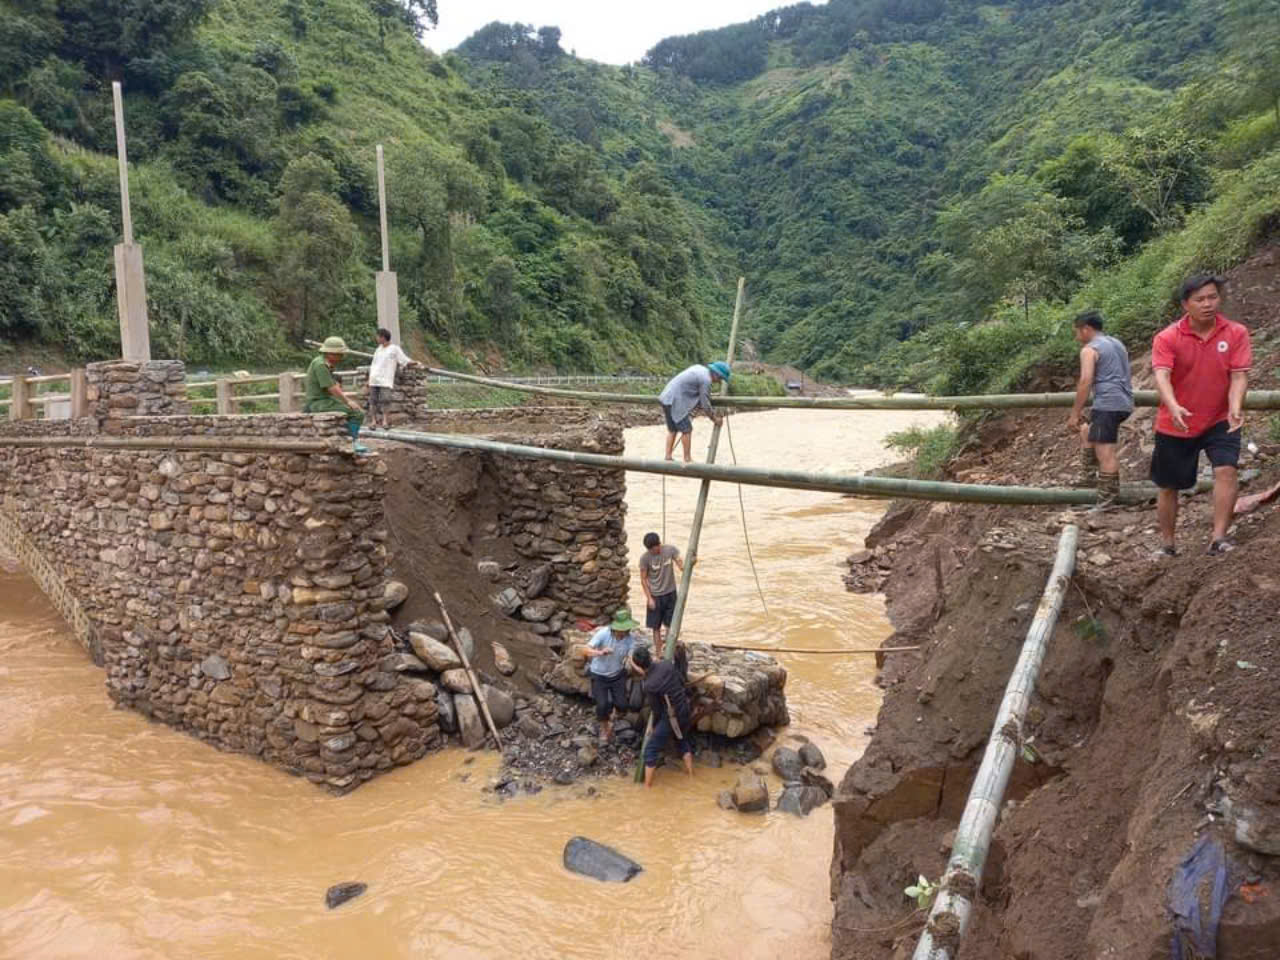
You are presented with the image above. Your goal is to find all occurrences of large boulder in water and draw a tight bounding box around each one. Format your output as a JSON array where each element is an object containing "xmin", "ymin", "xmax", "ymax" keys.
[
  {"xmin": 800, "ymin": 742, "xmax": 826, "ymax": 770},
  {"xmin": 325, "ymin": 882, "xmax": 367, "ymax": 909},
  {"xmin": 777, "ymin": 784, "xmax": 829, "ymax": 817},
  {"xmin": 563, "ymin": 836, "xmax": 643, "ymax": 883},
  {"xmin": 732, "ymin": 772, "xmax": 769, "ymax": 813}
]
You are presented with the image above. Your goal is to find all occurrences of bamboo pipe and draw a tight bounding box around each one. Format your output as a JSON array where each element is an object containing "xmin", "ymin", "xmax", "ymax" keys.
[
  {"xmin": 709, "ymin": 643, "xmax": 922, "ymax": 655},
  {"xmin": 360, "ymin": 428, "xmax": 1252, "ymax": 506},
  {"xmin": 0, "ymin": 435, "xmax": 344, "ymax": 453},
  {"xmin": 380, "ymin": 364, "xmax": 1280, "ymax": 413},
  {"xmin": 433, "ymin": 591, "xmax": 502, "ymax": 749},
  {"xmin": 913, "ymin": 525, "xmax": 1079, "ymax": 960}
]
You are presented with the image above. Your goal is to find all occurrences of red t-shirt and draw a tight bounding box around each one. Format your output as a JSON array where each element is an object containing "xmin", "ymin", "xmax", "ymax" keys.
[{"xmin": 1151, "ymin": 313, "xmax": 1252, "ymax": 437}]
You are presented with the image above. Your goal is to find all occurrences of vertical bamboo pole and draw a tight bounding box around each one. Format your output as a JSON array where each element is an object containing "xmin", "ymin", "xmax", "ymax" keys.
[
  {"xmin": 913, "ymin": 525, "xmax": 1079, "ymax": 960},
  {"xmin": 635, "ymin": 277, "xmax": 745, "ymax": 781}
]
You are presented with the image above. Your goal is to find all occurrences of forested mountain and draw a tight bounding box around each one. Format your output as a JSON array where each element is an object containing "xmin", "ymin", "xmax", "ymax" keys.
[{"xmin": 1, "ymin": 0, "xmax": 1279, "ymax": 390}]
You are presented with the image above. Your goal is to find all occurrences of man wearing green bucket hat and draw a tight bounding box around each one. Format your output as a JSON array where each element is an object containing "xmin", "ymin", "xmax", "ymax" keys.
[
  {"xmin": 580, "ymin": 606, "xmax": 640, "ymax": 746},
  {"xmin": 304, "ymin": 336, "xmax": 368, "ymax": 454}
]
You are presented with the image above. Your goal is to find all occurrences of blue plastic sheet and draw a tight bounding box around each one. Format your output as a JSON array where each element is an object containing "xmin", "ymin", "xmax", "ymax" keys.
[{"xmin": 1169, "ymin": 833, "xmax": 1229, "ymax": 960}]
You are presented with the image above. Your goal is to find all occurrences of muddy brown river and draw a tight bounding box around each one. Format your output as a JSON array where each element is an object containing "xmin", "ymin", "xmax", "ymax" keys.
[{"xmin": 0, "ymin": 408, "xmax": 945, "ymax": 960}]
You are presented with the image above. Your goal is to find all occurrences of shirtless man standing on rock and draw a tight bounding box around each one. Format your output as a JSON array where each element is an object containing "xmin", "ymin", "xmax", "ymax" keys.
[{"xmin": 1150, "ymin": 273, "xmax": 1252, "ymax": 557}]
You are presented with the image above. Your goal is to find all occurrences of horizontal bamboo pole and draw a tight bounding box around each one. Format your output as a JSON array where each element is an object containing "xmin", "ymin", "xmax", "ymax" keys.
[
  {"xmin": 0, "ymin": 436, "xmax": 343, "ymax": 453},
  {"xmin": 710, "ymin": 643, "xmax": 922, "ymax": 655},
  {"xmin": 363, "ymin": 427, "xmax": 1222, "ymax": 505},
  {"xmin": 914, "ymin": 525, "xmax": 1078, "ymax": 960},
  {"xmin": 417, "ymin": 367, "xmax": 1280, "ymax": 411}
]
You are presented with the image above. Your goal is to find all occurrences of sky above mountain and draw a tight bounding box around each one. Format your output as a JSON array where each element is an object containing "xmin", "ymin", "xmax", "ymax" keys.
[{"xmin": 425, "ymin": 0, "xmax": 829, "ymax": 64}]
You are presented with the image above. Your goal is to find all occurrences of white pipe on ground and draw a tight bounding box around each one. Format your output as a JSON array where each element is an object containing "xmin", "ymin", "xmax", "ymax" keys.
[{"xmin": 913, "ymin": 524, "xmax": 1079, "ymax": 960}]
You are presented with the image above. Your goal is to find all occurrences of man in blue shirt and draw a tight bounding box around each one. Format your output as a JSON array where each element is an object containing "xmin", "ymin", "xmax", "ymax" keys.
[{"xmin": 583, "ymin": 606, "xmax": 639, "ymax": 745}]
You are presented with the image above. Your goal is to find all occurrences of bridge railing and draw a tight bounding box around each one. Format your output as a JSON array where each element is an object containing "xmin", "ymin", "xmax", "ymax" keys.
[
  {"xmin": 0, "ymin": 371, "xmax": 88, "ymax": 421},
  {"xmin": 185, "ymin": 370, "xmax": 367, "ymax": 414}
]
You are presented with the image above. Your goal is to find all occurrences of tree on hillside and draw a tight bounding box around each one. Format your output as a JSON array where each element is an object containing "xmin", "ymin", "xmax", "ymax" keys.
[
  {"xmin": 1226, "ymin": 0, "xmax": 1280, "ymax": 124},
  {"xmin": 275, "ymin": 154, "xmax": 358, "ymax": 344},
  {"xmin": 1099, "ymin": 126, "xmax": 1209, "ymax": 235},
  {"xmin": 368, "ymin": 0, "xmax": 438, "ymax": 49},
  {"xmin": 932, "ymin": 174, "xmax": 1118, "ymax": 321},
  {"xmin": 51, "ymin": 0, "xmax": 215, "ymax": 78}
]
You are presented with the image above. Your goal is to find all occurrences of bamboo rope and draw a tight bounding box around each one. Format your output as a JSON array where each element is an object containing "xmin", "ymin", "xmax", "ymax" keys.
[{"xmin": 913, "ymin": 525, "xmax": 1079, "ymax": 960}]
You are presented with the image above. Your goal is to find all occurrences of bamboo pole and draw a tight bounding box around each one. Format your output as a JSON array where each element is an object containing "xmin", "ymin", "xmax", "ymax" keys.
[
  {"xmin": 913, "ymin": 525, "xmax": 1079, "ymax": 960},
  {"xmin": 630, "ymin": 277, "xmax": 745, "ymax": 782},
  {"xmin": 709, "ymin": 643, "xmax": 922, "ymax": 655},
  {"xmin": 360, "ymin": 427, "xmax": 1250, "ymax": 506},
  {"xmin": 433, "ymin": 591, "xmax": 502, "ymax": 749}
]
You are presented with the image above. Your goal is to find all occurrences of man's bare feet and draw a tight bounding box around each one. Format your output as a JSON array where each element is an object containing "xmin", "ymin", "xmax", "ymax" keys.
[{"xmin": 682, "ymin": 457, "xmax": 693, "ymax": 464}]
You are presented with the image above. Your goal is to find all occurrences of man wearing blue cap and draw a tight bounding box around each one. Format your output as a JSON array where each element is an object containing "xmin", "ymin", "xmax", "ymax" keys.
[{"xmin": 658, "ymin": 361, "xmax": 730, "ymax": 463}]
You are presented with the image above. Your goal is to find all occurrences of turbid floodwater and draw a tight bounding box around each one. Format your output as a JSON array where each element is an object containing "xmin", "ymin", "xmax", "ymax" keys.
[{"xmin": 0, "ymin": 407, "xmax": 945, "ymax": 960}]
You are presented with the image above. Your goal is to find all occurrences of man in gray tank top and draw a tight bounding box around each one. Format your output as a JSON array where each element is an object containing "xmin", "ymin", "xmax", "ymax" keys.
[{"xmin": 1068, "ymin": 310, "xmax": 1133, "ymax": 507}]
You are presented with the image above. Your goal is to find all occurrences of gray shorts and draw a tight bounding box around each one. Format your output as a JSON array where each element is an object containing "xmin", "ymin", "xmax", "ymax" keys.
[
  {"xmin": 662, "ymin": 404, "xmax": 692, "ymax": 434},
  {"xmin": 369, "ymin": 385, "xmax": 392, "ymax": 415}
]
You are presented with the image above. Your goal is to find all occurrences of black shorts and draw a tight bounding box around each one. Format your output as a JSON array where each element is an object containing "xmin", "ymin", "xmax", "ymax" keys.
[
  {"xmin": 590, "ymin": 671, "xmax": 628, "ymax": 720},
  {"xmin": 1087, "ymin": 409, "xmax": 1130, "ymax": 444},
  {"xmin": 1150, "ymin": 421, "xmax": 1241, "ymax": 491},
  {"xmin": 368, "ymin": 385, "xmax": 392, "ymax": 414},
  {"xmin": 662, "ymin": 404, "xmax": 692, "ymax": 434},
  {"xmin": 646, "ymin": 591, "xmax": 677, "ymax": 629}
]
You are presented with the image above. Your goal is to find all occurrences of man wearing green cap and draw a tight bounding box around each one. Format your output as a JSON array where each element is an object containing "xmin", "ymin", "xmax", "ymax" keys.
[
  {"xmin": 581, "ymin": 607, "xmax": 639, "ymax": 746},
  {"xmin": 305, "ymin": 336, "xmax": 368, "ymax": 454},
  {"xmin": 659, "ymin": 362, "xmax": 730, "ymax": 463}
]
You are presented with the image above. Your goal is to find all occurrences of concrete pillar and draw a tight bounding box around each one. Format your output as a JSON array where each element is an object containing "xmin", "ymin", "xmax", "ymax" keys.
[
  {"xmin": 278, "ymin": 372, "xmax": 298, "ymax": 413},
  {"xmin": 376, "ymin": 271, "xmax": 400, "ymax": 345},
  {"xmin": 70, "ymin": 368, "xmax": 88, "ymax": 419},
  {"xmin": 114, "ymin": 242, "xmax": 151, "ymax": 361},
  {"xmin": 216, "ymin": 378, "xmax": 234, "ymax": 415},
  {"xmin": 8, "ymin": 376, "xmax": 31, "ymax": 421}
]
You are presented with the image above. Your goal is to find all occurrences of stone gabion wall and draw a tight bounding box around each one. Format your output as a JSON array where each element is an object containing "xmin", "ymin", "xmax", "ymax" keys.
[
  {"xmin": 490, "ymin": 420, "xmax": 630, "ymax": 624},
  {"xmin": 86, "ymin": 360, "xmax": 189, "ymax": 427},
  {"xmin": 0, "ymin": 417, "xmax": 440, "ymax": 793},
  {"xmin": 115, "ymin": 412, "xmax": 350, "ymax": 440}
]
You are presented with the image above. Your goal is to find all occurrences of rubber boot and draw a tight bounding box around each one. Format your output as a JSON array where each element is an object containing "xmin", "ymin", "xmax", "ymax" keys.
[
  {"xmin": 1074, "ymin": 448, "xmax": 1099, "ymax": 487},
  {"xmin": 349, "ymin": 420, "xmax": 370, "ymax": 455},
  {"xmin": 1093, "ymin": 471, "xmax": 1120, "ymax": 511}
]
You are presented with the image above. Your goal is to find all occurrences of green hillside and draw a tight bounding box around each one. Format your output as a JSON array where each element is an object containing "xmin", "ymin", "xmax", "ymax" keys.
[{"xmin": 1, "ymin": 0, "xmax": 1279, "ymax": 390}]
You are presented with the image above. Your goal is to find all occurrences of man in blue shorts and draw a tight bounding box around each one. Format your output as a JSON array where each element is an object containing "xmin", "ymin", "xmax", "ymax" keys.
[{"xmin": 659, "ymin": 362, "xmax": 729, "ymax": 462}]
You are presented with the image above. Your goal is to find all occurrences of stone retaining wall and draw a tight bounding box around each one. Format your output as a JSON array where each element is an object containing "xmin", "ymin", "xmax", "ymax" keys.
[
  {"xmin": 87, "ymin": 360, "xmax": 189, "ymax": 426},
  {"xmin": 0, "ymin": 400, "xmax": 439, "ymax": 793}
]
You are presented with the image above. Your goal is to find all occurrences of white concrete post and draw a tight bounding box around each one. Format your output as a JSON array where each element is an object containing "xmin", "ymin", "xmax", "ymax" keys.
[
  {"xmin": 69, "ymin": 369, "xmax": 88, "ymax": 419},
  {"xmin": 112, "ymin": 81, "xmax": 150, "ymax": 362},
  {"xmin": 375, "ymin": 144, "xmax": 401, "ymax": 345},
  {"xmin": 215, "ymin": 379, "xmax": 234, "ymax": 415},
  {"xmin": 8, "ymin": 376, "xmax": 31, "ymax": 421},
  {"xmin": 278, "ymin": 372, "xmax": 298, "ymax": 413}
]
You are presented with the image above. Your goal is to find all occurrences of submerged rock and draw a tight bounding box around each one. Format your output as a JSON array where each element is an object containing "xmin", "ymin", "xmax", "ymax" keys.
[
  {"xmin": 771, "ymin": 746, "xmax": 805, "ymax": 781},
  {"xmin": 777, "ymin": 784, "xmax": 829, "ymax": 817},
  {"xmin": 325, "ymin": 882, "xmax": 367, "ymax": 910},
  {"xmin": 563, "ymin": 836, "xmax": 643, "ymax": 883},
  {"xmin": 732, "ymin": 772, "xmax": 769, "ymax": 813},
  {"xmin": 799, "ymin": 742, "xmax": 826, "ymax": 770}
]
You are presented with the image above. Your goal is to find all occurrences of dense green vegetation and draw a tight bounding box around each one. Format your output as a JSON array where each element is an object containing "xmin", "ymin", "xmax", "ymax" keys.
[{"xmin": 1, "ymin": 0, "xmax": 1279, "ymax": 395}]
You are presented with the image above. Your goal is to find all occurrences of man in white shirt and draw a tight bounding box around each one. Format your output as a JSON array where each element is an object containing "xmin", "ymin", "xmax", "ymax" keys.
[{"xmin": 367, "ymin": 327, "xmax": 419, "ymax": 428}]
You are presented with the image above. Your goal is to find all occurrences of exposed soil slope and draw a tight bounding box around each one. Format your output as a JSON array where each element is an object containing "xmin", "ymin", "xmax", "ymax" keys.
[{"xmin": 831, "ymin": 245, "xmax": 1280, "ymax": 959}]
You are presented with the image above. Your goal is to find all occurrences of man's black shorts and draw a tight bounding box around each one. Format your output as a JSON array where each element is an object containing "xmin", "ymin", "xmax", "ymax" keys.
[
  {"xmin": 662, "ymin": 403, "xmax": 692, "ymax": 434},
  {"xmin": 646, "ymin": 591, "xmax": 677, "ymax": 630},
  {"xmin": 1150, "ymin": 420, "xmax": 1241, "ymax": 491},
  {"xmin": 590, "ymin": 670, "xmax": 628, "ymax": 720},
  {"xmin": 1087, "ymin": 409, "xmax": 1130, "ymax": 444}
]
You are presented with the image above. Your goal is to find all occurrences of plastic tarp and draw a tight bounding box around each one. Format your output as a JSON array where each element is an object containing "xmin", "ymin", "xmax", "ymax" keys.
[{"xmin": 1169, "ymin": 833, "xmax": 1229, "ymax": 960}]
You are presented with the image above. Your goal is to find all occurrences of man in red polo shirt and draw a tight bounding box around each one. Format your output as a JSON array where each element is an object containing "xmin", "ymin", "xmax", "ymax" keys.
[{"xmin": 1150, "ymin": 274, "xmax": 1251, "ymax": 556}]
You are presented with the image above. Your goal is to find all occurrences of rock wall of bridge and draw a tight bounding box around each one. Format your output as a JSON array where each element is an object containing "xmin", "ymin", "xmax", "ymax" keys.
[{"xmin": 0, "ymin": 365, "xmax": 440, "ymax": 793}]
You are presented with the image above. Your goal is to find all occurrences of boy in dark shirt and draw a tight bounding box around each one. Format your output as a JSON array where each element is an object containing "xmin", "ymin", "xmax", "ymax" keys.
[{"xmin": 630, "ymin": 646, "xmax": 694, "ymax": 788}]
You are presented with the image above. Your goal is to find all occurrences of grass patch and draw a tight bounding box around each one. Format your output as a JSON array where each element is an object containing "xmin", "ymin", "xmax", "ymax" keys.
[{"xmin": 884, "ymin": 423, "xmax": 959, "ymax": 479}]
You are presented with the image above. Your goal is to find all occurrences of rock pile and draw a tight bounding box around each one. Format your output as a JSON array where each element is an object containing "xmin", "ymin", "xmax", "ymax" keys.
[
  {"xmin": 718, "ymin": 737, "xmax": 833, "ymax": 817},
  {"xmin": 545, "ymin": 635, "xmax": 789, "ymax": 740}
]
